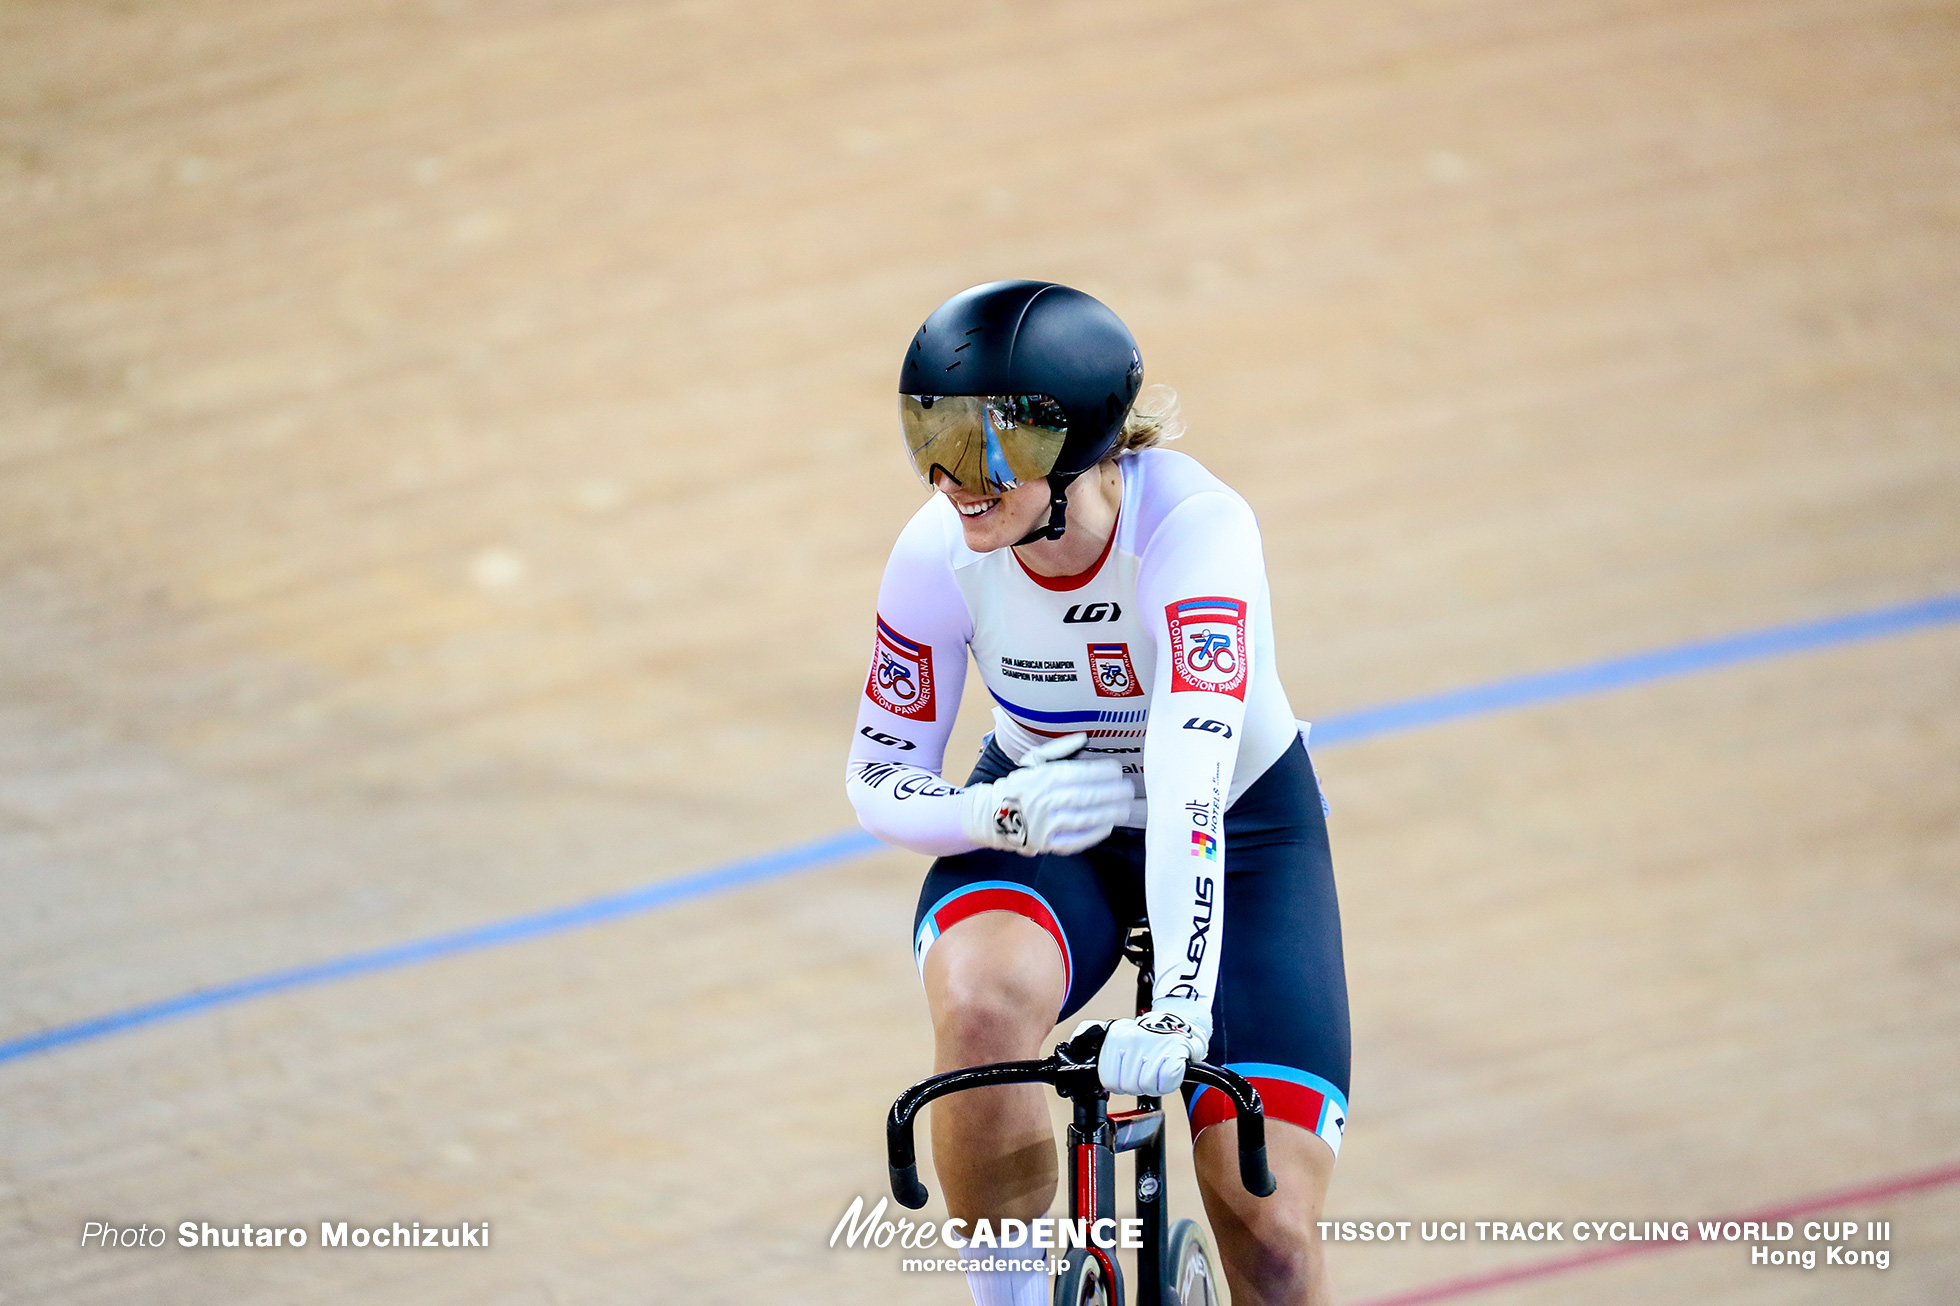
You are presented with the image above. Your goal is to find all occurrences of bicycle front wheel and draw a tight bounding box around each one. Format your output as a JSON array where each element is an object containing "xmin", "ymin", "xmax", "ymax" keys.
[
  {"xmin": 1052, "ymin": 1250, "xmax": 1114, "ymax": 1306},
  {"xmin": 1165, "ymin": 1218, "xmax": 1220, "ymax": 1306}
]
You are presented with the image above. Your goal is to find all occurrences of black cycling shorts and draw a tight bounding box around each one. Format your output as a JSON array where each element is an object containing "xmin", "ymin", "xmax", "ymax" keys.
[{"xmin": 912, "ymin": 735, "xmax": 1351, "ymax": 1156}]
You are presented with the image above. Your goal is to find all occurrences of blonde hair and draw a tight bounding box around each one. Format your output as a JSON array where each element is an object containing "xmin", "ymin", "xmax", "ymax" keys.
[{"xmin": 1109, "ymin": 384, "xmax": 1184, "ymax": 457}]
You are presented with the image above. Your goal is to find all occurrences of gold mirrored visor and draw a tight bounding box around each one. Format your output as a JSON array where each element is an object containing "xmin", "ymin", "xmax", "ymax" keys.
[{"xmin": 899, "ymin": 394, "xmax": 1069, "ymax": 495}]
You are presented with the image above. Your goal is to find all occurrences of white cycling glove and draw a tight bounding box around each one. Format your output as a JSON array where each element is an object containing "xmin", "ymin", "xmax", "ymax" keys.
[
  {"xmin": 1077, "ymin": 997, "xmax": 1212, "ymax": 1097},
  {"xmin": 959, "ymin": 733, "xmax": 1133, "ymax": 857}
]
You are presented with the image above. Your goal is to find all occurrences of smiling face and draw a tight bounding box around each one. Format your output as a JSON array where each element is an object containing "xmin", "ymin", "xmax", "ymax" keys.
[{"xmin": 933, "ymin": 470, "xmax": 1053, "ymax": 552}]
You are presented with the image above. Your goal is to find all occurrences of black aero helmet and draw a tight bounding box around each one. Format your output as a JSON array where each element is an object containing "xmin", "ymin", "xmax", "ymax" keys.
[{"xmin": 899, "ymin": 280, "xmax": 1143, "ymax": 542}]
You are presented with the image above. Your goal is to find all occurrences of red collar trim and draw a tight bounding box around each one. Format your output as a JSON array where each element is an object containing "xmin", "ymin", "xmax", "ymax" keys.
[{"xmin": 1014, "ymin": 514, "xmax": 1118, "ymax": 592}]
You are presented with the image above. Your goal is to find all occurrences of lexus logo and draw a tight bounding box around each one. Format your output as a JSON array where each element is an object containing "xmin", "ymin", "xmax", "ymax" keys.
[{"xmin": 1063, "ymin": 602, "xmax": 1122, "ymax": 624}]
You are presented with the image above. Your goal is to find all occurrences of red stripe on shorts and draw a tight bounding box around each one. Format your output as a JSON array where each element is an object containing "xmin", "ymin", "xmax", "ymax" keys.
[
  {"xmin": 932, "ymin": 886, "xmax": 1071, "ymax": 995},
  {"xmin": 1191, "ymin": 1075, "xmax": 1325, "ymax": 1139}
]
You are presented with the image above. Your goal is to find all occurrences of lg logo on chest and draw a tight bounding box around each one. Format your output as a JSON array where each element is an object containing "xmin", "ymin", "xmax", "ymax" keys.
[{"xmin": 1062, "ymin": 602, "xmax": 1122, "ymax": 624}]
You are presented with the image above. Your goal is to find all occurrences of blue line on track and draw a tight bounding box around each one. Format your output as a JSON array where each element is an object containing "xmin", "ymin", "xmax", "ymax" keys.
[
  {"xmin": 1311, "ymin": 590, "xmax": 1960, "ymax": 745},
  {"xmin": 0, "ymin": 829, "xmax": 882, "ymax": 1065},
  {"xmin": 4, "ymin": 591, "xmax": 1956, "ymax": 1067}
]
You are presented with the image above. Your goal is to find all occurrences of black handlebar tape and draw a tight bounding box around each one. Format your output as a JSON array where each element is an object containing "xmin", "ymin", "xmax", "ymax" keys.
[
  {"xmin": 1184, "ymin": 1062, "xmax": 1278, "ymax": 1197},
  {"xmin": 1240, "ymin": 1142, "xmax": 1276, "ymax": 1198},
  {"xmin": 890, "ymin": 1162, "xmax": 929, "ymax": 1211},
  {"xmin": 1227, "ymin": 1085, "xmax": 1275, "ymax": 1197},
  {"xmin": 886, "ymin": 1057, "xmax": 1085, "ymax": 1209},
  {"xmin": 886, "ymin": 1091, "xmax": 929, "ymax": 1208}
]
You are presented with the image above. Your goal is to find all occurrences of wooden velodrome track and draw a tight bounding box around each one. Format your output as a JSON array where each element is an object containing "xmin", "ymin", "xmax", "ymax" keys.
[{"xmin": 3, "ymin": 1, "xmax": 1957, "ymax": 1302}]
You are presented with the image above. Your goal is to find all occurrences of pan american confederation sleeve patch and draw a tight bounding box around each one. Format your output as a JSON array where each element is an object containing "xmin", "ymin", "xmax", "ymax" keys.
[
  {"xmin": 1086, "ymin": 642, "xmax": 1144, "ymax": 698},
  {"xmin": 866, "ymin": 615, "xmax": 936, "ymax": 720},
  {"xmin": 1164, "ymin": 596, "xmax": 1248, "ymax": 699}
]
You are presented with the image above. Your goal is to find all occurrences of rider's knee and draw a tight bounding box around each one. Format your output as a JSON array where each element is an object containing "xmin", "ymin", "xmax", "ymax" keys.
[
  {"xmin": 1227, "ymin": 1208, "xmax": 1319, "ymax": 1283},
  {"xmin": 928, "ymin": 922, "xmax": 1062, "ymax": 1055},
  {"xmin": 934, "ymin": 963, "xmax": 1055, "ymax": 1052},
  {"xmin": 1197, "ymin": 1121, "xmax": 1332, "ymax": 1293}
]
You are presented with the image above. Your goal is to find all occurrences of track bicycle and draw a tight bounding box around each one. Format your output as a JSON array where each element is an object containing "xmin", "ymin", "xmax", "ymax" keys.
[{"xmin": 886, "ymin": 923, "xmax": 1275, "ymax": 1306}]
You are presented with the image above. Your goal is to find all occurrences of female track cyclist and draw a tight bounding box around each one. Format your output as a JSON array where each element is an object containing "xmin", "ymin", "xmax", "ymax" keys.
[{"xmin": 847, "ymin": 281, "xmax": 1350, "ymax": 1306}]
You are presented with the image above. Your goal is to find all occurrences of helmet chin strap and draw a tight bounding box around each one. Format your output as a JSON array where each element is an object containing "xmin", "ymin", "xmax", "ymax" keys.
[{"xmin": 1012, "ymin": 472, "xmax": 1077, "ymax": 547}]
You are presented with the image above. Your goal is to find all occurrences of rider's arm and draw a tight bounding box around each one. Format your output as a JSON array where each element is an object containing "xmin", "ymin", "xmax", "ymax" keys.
[
  {"xmin": 845, "ymin": 500, "xmax": 976, "ymax": 857},
  {"xmin": 1135, "ymin": 490, "xmax": 1264, "ymax": 1020}
]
